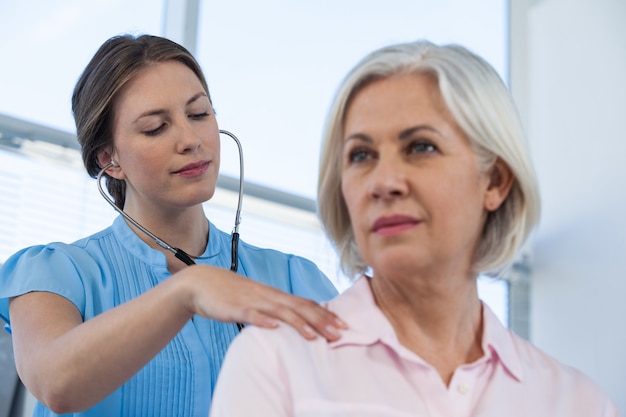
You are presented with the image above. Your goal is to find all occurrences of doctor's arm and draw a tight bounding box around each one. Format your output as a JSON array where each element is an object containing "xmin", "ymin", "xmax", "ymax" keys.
[{"xmin": 9, "ymin": 264, "xmax": 342, "ymax": 414}]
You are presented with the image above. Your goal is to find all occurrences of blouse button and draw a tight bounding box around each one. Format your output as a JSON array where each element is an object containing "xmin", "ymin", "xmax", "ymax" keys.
[{"xmin": 457, "ymin": 382, "xmax": 470, "ymax": 394}]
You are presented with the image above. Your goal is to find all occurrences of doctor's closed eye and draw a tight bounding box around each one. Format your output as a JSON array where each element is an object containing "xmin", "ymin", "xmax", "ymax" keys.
[
  {"xmin": 142, "ymin": 111, "xmax": 211, "ymax": 136},
  {"xmin": 189, "ymin": 111, "xmax": 210, "ymax": 120},
  {"xmin": 143, "ymin": 122, "xmax": 166, "ymax": 136}
]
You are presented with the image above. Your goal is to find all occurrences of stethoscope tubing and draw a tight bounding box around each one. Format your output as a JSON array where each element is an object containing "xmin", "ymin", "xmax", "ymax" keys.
[{"xmin": 96, "ymin": 129, "xmax": 245, "ymax": 330}]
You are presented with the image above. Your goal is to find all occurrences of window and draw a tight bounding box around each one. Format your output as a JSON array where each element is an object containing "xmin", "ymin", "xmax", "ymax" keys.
[
  {"xmin": 0, "ymin": 0, "xmax": 510, "ymax": 324},
  {"xmin": 196, "ymin": 0, "xmax": 508, "ymax": 198},
  {"xmin": 0, "ymin": 0, "xmax": 163, "ymax": 133}
]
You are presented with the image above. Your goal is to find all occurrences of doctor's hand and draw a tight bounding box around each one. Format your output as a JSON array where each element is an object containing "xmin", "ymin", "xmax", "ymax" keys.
[{"xmin": 176, "ymin": 264, "xmax": 348, "ymax": 341}]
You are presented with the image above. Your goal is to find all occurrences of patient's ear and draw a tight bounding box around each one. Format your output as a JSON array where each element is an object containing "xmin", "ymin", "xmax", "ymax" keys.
[{"xmin": 484, "ymin": 158, "xmax": 514, "ymax": 212}]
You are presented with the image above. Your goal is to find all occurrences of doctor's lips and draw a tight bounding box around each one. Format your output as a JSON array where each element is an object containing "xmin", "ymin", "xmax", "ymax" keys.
[
  {"xmin": 372, "ymin": 215, "xmax": 420, "ymax": 236},
  {"xmin": 173, "ymin": 160, "xmax": 211, "ymax": 177}
]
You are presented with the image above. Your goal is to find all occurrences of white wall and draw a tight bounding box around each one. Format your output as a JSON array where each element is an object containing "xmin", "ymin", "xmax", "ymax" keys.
[{"xmin": 513, "ymin": 0, "xmax": 626, "ymax": 413}]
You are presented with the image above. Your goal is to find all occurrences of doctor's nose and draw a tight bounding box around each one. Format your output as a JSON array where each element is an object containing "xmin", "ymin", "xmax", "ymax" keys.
[{"xmin": 176, "ymin": 121, "xmax": 203, "ymax": 153}]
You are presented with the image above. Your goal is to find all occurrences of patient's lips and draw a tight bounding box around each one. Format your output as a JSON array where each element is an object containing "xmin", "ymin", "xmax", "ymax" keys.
[{"xmin": 372, "ymin": 215, "xmax": 420, "ymax": 236}]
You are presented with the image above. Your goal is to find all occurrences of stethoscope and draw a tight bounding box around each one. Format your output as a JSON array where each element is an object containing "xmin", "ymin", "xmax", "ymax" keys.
[{"xmin": 97, "ymin": 129, "xmax": 245, "ymax": 330}]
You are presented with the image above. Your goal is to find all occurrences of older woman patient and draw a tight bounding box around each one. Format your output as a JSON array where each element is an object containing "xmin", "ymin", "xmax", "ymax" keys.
[{"xmin": 210, "ymin": 40, "xmax": 618, "ymax": 416}]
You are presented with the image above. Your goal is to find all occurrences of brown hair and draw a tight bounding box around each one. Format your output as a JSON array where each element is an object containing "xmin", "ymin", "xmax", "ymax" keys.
[{"xmin": 72, "ymin": 34, "xmax": 211, "ymax": 209}]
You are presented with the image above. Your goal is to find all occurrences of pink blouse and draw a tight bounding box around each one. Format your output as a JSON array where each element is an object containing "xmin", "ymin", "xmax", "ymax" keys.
[{"xmin": 210, "ymin": 276, "xmax": 619, "ymax": 417}]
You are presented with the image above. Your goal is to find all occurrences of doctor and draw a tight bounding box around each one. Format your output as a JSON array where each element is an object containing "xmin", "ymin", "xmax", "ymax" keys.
[{"xmin": 0, "ymin": 33, "xmax": 344, "ymax": 417}]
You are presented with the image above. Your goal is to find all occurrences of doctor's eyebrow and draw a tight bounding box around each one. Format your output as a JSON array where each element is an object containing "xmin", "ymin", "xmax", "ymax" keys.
[{"xmin": 133, "ymin": 92, "xmax": 210, "ymax": 123}]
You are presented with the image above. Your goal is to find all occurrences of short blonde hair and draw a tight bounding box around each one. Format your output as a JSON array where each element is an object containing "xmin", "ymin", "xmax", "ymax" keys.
[{"xmin": 317, "ymin": 40, "xmax": 541, "ymax": 278}]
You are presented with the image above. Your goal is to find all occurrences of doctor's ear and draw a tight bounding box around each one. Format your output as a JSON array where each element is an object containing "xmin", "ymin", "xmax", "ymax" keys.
[{"xmin": 97, "ymin": 150, "xmax": 124, "ymax": 178}]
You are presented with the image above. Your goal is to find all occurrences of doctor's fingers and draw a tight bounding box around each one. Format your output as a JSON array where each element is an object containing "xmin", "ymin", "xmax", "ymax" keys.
[
  {"xmin": 249, "ymin": 292, "xmax": 348, "ymax": 341},
  {"xmin": 181, "ymin": 266, "xmax": 346, "ymax": 340},
  {"xmin": 208, "ymin": 276, "xmax": 347, "ymax": 341}
]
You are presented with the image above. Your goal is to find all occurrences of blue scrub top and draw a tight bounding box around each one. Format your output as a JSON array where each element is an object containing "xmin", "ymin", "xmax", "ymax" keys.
[{"xmin": 0, "ymin": 216, "xmax": 338, "ymax": 417}]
